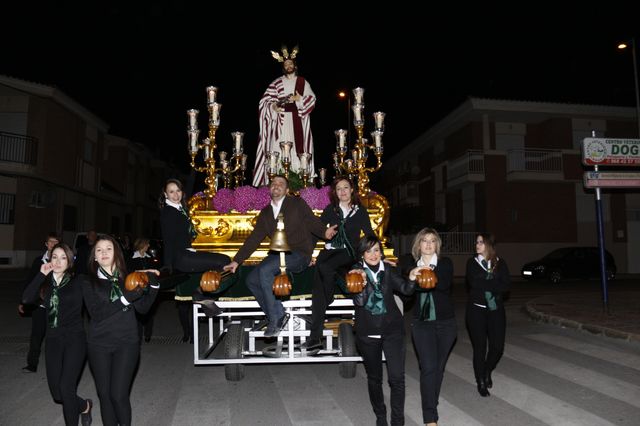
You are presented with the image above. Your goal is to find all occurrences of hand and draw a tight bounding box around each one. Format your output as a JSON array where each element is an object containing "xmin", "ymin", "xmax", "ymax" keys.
[
  {"xmin": 383, "ymin": 258, "xmax": 397, "ymax": 267},
  {"xmin": 409, "ymin": 266, "xmax": 426, "ymax": 281},
  {"xmin": 271, "ymin": 103, "xmax": 284, "ymax": 113},
  {"xmin": 18, "ymin": 304, "xmax": 25, "ymax": 315},
  {"xmin": 348, "ymin": 269, "xmax": 367, "ymax": 282},
  {"xmin": 123, "ymin": 288, "xmax": 143, "ymax": 303},
  {"xmin": 324, "ymin": 224, "xmax": 338, "ymax": 240},
  {"xmin": 290, "ymin": 91, "xmax": 302, "ymax": 102},
  {"xmin": 40, "ymin": 262, "xmax": 54, "ymax": 275},
  {"xmin": 137, "ymin": 269, "xmax": 160, "ymax": 276},
  {"xmin": 223, "ymin": 261, "xmax": 239, "ymax": 273}
]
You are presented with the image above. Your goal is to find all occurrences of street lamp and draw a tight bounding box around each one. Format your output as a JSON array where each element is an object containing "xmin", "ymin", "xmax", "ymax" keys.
[
  {"xmin": 338, "ymin": 90, "xmax": 351, "ymax": 141},
  {"xmin": 618, "ymin": 38, "xmax": 640, "ymax": 137}
]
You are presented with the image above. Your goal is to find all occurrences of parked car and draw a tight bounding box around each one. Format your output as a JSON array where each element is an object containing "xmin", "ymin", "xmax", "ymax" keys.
[{"xmin": 521, "ymin": 247, "xmax": 616, "ymax": 284}]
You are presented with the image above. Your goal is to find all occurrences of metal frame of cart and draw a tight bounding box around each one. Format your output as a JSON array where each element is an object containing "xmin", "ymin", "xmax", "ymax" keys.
[{"xmin": 192, "ymin": 298, "xmax": 361, "ymax": 381}]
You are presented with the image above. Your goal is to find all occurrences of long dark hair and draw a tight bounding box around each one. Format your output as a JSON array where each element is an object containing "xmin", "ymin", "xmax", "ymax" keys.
[
  {"xmin": 329, "ymin": 176, "xmax": 359, "ymax": 207},
  {"xmin": 88, "ymin": 234, "xmax": 128, "ymax": 277},
  {"xmin": 477, "ymin": 232, "xmax": 498, "ymax": 268},
  {"xmin": 159, "ymin": 178, "xmax": 186, "ymax": 210}
]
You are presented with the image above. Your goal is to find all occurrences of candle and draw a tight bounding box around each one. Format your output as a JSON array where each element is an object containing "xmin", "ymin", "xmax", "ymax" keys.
[
  {"xmin": 373, "ymin": 111, "xmax": 385, "ymax": 129},
  {"xmin": 188, "ymin": 129, "xmax": 199, "ymax": 153},
  {"xmin": 241, "ymin": 154, "xmax": 248, "ymax": 170},
  {"xmin": 210, "ymin": 102, "xmax": 221, "ymax": 124},
  {"xmin": 187, "ymin": 109, "xmax": 198, "ymax": 128},
  {"xmin": 203, "ymin": 138, "xmax": 211, "ymax": 159},
  {"xmin": 300, "ymin": 154, "xmax": 308, "ymax": 171},
  {"xmin": 220, "ymin": 159, "xmax": 228, "ymax": 170},
  {"xmin": 335, "ymin": 129, "xmax": 347, "ymax": 148},
  {"xmin": 280, "ymin": 141, "xmax": 292, "ymax": 160},
  {"xmin": 332, "ymin": 153, "xmax": 339, "ymax": 166},
  {"xmin": 231, "ymin": 131, "xmax": 244, "ymax": 154},
  {"xmin": 219, "ymin": 151, "xmax": 227, "ymax": 161},
  {"xmin": 206, "ymin": 86, "xmax": 218, "ymax": 104},
  {"xmin": 371, "ymin": 130, "xmax": 383, "ymax": 148},
  {"xmin": 352, "ymin": 149, "xmax": 359, "ymax": 162},
  {"xmin": 319, "ymin": 168, "xmax": 327, "ymax": 184},
  {"xmin": 352, "ymin": 104, "xmax": 363, "ymax": 123},
  {"xmin": 353, "ymin": 87, "xmax": 365, "ymax": 104},
  {"xmin": 269, "ymin": 152, "xmax": 279, "ymax": 170}
]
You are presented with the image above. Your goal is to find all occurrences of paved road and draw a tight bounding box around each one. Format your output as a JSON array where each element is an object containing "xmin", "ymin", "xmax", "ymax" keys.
[{"xmin": 1, "ymin": 273, "xmax": 639, "ymax": 425}]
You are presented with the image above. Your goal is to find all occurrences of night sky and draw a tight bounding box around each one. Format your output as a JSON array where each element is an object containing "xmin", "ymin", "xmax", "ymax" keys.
[{"xmin": 3, "ymin": 3, "xmax": 640, "ymax": 174}]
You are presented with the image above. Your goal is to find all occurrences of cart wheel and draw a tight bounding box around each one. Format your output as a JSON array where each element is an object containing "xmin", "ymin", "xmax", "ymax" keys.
[
  {"xmin": 224, "ymin": 321, "xmax": 250, "ymax": 381},
  {"xmin": 338, "ymin": 322, "xmax": 357, "ymax": 378}
]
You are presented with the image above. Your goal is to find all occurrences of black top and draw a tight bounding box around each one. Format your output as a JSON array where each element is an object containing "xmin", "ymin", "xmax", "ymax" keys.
[
  {"xmin": 319, "ymin": 203, "xmax": 374, "ymax": 250},
  {"xmin": 160, "ymin": 204, "xmax": 193, "ymax": 271},
  {"xmin": 352, "ymin": 263, "xmax": 416, "ymax": 337},
  {"xmin": 22, "ymin": 272, "xmax": 84, "ymax": 337},
  {"xmin": 399, "ymin": 254, "xmax": 456, "ymax": 321},
  {"xmin": 465, "ymin": 256, "xmax": 510, "ymax": 306},
  {"xmin": 81, "ymin": 273, "xmax": 158, "ymax": 346}
]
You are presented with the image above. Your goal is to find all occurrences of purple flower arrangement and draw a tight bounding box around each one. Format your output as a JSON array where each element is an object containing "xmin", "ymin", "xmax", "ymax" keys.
[{"xmin": 210, "ymin": 185, "xmax": 331, "ymax": 213}]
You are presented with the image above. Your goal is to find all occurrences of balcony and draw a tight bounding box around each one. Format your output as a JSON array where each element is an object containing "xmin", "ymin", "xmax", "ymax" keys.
[
  {"xmin": 0, "ymin": 132, "xmax": 38, "ymax": 166},
  {"xmin": 447, "ymin": 150, "xmax": 485, "ymax": 188},
  {"xmin": 506, "ymin": 148, "xmax": 563, "ymax": 181}
]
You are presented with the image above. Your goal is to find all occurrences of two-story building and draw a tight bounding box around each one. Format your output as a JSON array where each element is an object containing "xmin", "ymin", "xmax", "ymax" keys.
[
  {"xmin": 0, "ymin": 75, "xmax": 182, "ymax": 267},
  {"xmin": 378, "ymin": 97, "xmax": 640, "ymax": 274}
]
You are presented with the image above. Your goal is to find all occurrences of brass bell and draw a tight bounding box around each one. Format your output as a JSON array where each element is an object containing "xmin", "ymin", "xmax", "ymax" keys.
[{"xmin": 269, "ymin": 213, "xmax": 291, "ymax": 252}]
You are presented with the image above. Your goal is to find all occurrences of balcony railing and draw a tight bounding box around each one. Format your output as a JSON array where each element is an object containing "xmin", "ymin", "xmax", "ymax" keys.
[
  {"xmin": 507, "ymin": 148, "xmax": 563, "ymax": 173},
  {"xmin": 439, "ymin": 231, "xmax": 477, "ymax": 254},
  {"xmin": 447, "ymin": 150, "xmax": 485, "ymax": 183},
  {"xmin": 0, "ymin": 132, "xmax": 38, "ymax": 165}
]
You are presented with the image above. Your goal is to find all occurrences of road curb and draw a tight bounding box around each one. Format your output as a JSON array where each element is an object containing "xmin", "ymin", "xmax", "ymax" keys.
[{"xmin": 523, "ymin": 301, "xmax": 639, "ymax": 343}]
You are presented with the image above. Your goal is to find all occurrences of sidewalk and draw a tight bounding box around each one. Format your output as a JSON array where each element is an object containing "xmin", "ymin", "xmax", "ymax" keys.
[{"xmin": 524, "ymin": 290, "xmax": 640, "ymax": 343}]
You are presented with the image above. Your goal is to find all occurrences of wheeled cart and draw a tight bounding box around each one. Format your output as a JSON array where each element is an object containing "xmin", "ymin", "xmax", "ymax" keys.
[{"xmin": 192, "ymin": 298, "xmax": 361, "ymax": 381}]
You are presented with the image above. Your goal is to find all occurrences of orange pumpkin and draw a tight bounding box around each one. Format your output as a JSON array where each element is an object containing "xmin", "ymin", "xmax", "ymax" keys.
[
  {"xmin": 200, "ymin": 270, "xmax": 221, "ymax": 293},
  {"xmin": 416, "ymin": 268, "xmax": 438, "ymax": 289},
  {"xmin": 345, "ymin": 271, "xmax": 365, "ymax": 293},
  {"xmin": 125, "ymin": 271, "xmax": 149, "ymax": 291},
  {"xmin": 272, "ymin": 272, "xmax": 292, "ymax": 297}
]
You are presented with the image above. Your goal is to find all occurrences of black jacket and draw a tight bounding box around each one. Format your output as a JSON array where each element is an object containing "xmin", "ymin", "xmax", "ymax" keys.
[
  {"xmin": 399, "ymin": 254, "xmax": 455, "ymax": 321},
  {"xmin": 319, "ymin": 203, "xmax": 374, "ymax": 250},
  {"xmin": 465, "ymin": 256, "xmax": 510, "ymax": 307},
  {"xmin": 352, "ymin": 263, "xmax": 416, "ymax": 337},
  {"xmin": 160, "ymin": 205, "xmax": 193, "ymax": 271}
]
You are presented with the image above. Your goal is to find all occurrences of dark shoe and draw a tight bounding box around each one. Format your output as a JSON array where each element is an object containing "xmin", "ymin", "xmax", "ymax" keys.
[
  {"xmin": 264, "ymin": 314, "xmax": 288, "ymax": 337},
  {"xmin": 21, "ymin": 365, "xmax": 37, "ymax": 373},
  {"xmin": 198, "ymin": 299, "xmax": 222, "ymax": 317},
  {"xmin": 144, "ymin": 336, "xmax": 151, "ymax": 343},
  {"xmin": 485, "ymin": 370, "xmax": 493, "ymax": 389},
  {"xmin": 300, "ymin": 339, "xmax": 323, "ymax": 351},
  {"xmin": 476, "ymin": 379, "xmax": 490, "ymax": 397},
  {"xmin": 81, "ymin": 399, "xmax": 92, "ymax": 425}
]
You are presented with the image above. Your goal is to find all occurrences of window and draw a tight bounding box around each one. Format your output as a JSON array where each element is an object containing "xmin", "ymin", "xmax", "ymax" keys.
[{"xmin": 0, "ymin": 193, "xmax": 15, "ymax": 224}]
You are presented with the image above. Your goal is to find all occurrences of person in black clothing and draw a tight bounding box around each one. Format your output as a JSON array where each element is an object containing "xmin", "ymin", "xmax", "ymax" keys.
[
  {"xmin": 160, "ymin": 178, "xmax": 230, "ymax": 342},
  {"xmin": 465, "ymin": 232, "xmax": 510, "ymax": 397},
  {"xmin": 22, "ymin": 243, "xmax": 93, "ymax": 425},
  {"xmin": 19, "ymin": 231, "xmax": 59, "ymax": 373},
  {"xmin": 399, "ymin": 228, "xmax": 456, "ymax": 426},
  {"xmin": 351, "ymin": 235, "xmax": 417, "ymax": 426},
  {"xmin": 128, "ymin": 237, "xmax": 156, "ymax": 343},
  {"xmin": 75, "ymin": 230, "xmax": 97, "ymax": 275},
  {"xmin": 301, "ymin": 176, "xmax": 374, "ymax": 352},
  {"xmin": 82, "ymin": 234, "xmax": 160, "ymax": 426}
]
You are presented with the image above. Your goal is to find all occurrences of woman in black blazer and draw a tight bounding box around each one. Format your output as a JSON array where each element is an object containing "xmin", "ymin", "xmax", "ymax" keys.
[
  {"xmin": 22, "ymin": 243, "xmax": 93, "ymax": 425},
  {"xmin": 465, "ymin": 232, "xmax": 510, "ymax": 397},
  {"xmin": 400, "ymin": 228, "xmax": 456, "ymax": 426},
  {"xmin": 159, "ymin": 178, "xmax": 230, "ymax": 341},
  {"xmin": 351, "ymin": 235, "xmax": 417, "ymax": 426},
  {"xmin": 82, "ymin": 234, "xmax": 160, "ymax": 426},
  {"xmin": 302, "ymin": 176, "xmax": 374, "ymax": 351}
]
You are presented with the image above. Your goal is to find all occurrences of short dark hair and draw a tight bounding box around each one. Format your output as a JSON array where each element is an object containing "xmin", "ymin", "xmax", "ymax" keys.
[
  {"xmin": 271, "ymin": 175, "xmax": 289, "ymax": 188},
  {"xmin": 357, "ymin": 235, "xmax": 385, "ymax": 261},
  {"xmin": 159, "ymin": 178, "xmax": 185, "ymax": 209},
  {"xmin": 46, "ymin": 232, "xmax": 60, "ymax": 242}
]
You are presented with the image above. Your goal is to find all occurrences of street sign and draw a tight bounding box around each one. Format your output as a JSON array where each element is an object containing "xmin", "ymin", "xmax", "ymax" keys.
[
  {"xmin": 583, "ymin": 171, "xmax": 640, "ymax": 188},
  {"xmin": 582, "ymin": 138, "xmax": 640, "ymax": 165}
]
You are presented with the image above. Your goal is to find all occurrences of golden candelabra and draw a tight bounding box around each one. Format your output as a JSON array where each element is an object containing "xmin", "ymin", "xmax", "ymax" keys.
[
  {"xmin": 265, "ymin": 141, "xmax": 313, "ymax": 191},
  {"xmin": 187, "ymin": 86, "xmax": 247, "ymax": 199},
  {"xmin": 333, "ymin": 87, "xmax": 385, "ymax": 196}
]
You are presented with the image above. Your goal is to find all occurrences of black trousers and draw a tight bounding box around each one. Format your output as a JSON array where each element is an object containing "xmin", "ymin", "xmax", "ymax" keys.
[
  {"xmin": 310, "ymin": 249, "xmax": 353, "ymax": 340},
  {"xmin": 88, "ymin": 342, "xmax": 140, "ymax": 426},
  {"xmin": 411, "ymin": 317, "xmax": 457, "ymax": 423},
  {"xmin": 174, "ymin": 251, "xmax": 230, "ymax": 273},
  {"xmin": 45, "ymin": 331, "xmax": 88, "ymax": 425},
  {"xmin": 357, "ymin": 332, "xmax": 406, "ymax": 426},
  {"xmin": 26, "ymin": 306, "xmax": 47, "ymax": 369},
  {"xmin": 465, "ymin": 303, "xmax": 506, "ymax": 381}
]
